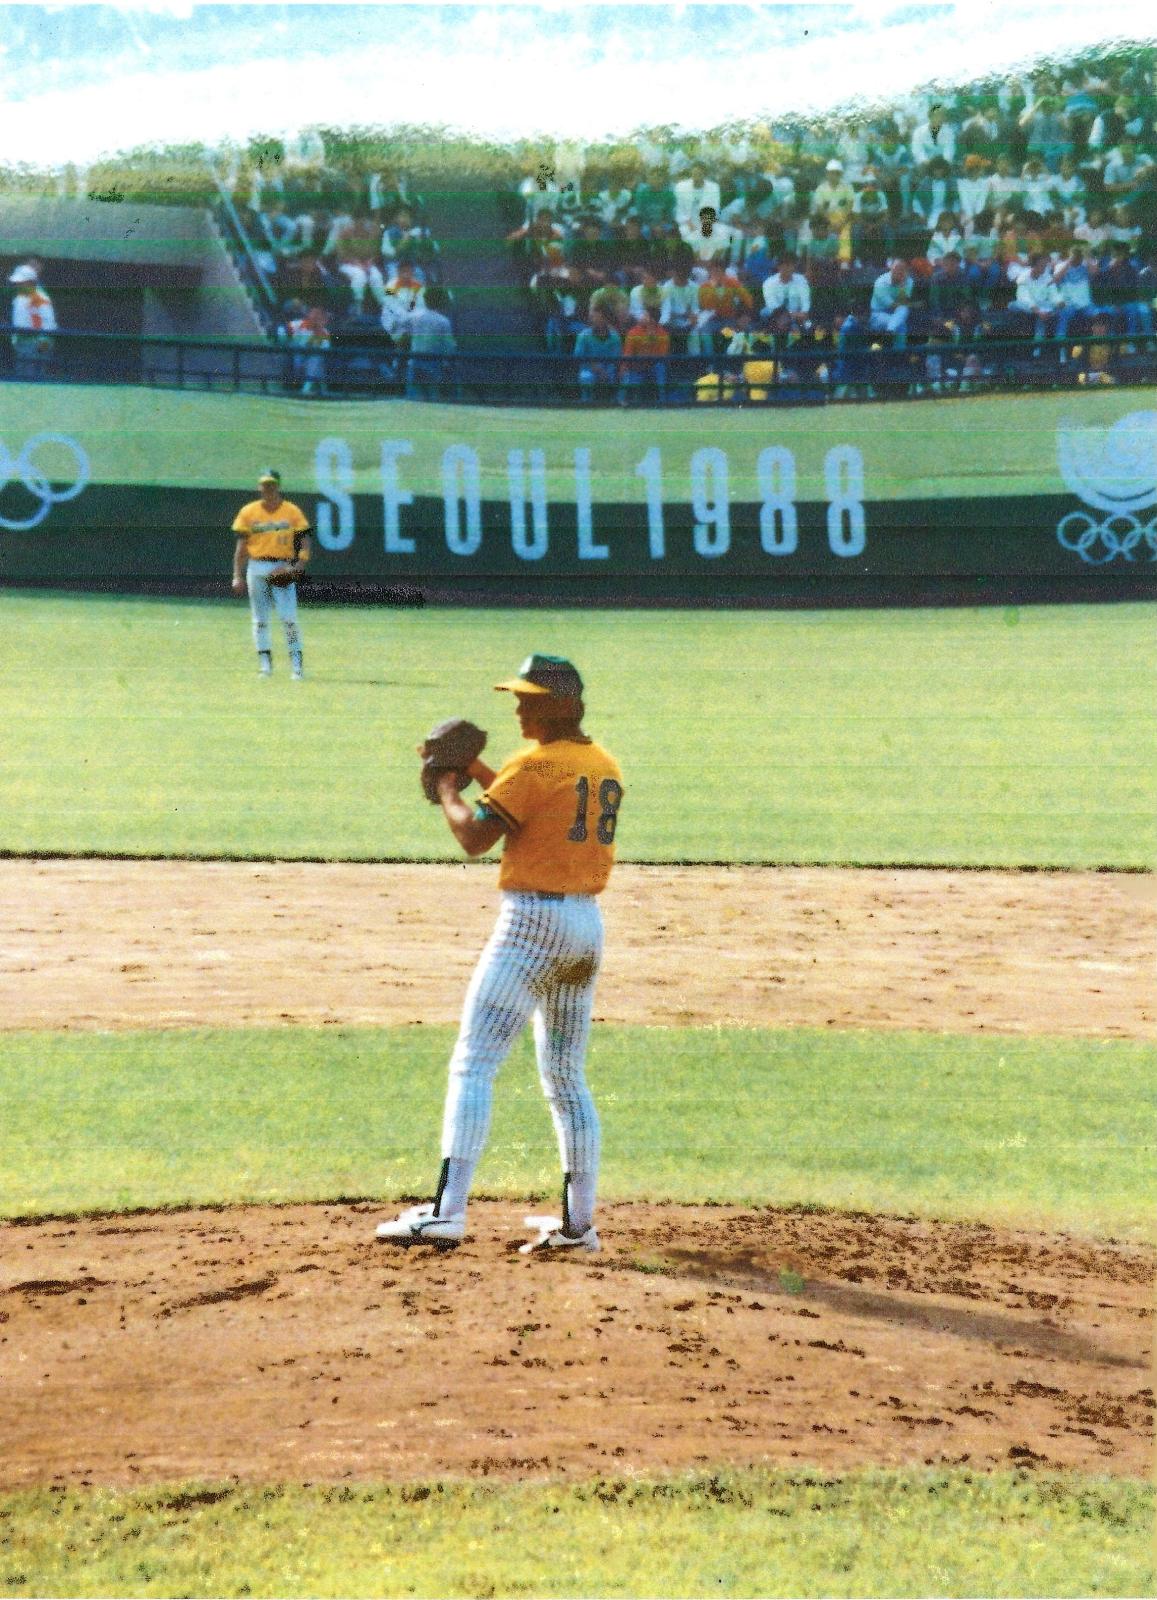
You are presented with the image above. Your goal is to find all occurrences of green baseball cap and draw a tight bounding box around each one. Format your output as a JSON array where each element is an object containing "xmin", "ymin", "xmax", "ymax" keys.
[{"xmin": 495, "ymin": 653, "xmax": 583, "ymax": 697}]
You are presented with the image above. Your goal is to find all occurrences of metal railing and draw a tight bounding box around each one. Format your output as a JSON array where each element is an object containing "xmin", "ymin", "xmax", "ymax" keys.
[
  {"xmin": 2, "ymin": 324, "xmax": 1155, "ymax": 405},
  {"xmin": 206, "ymin": 166, "xmax": 281, "ymax": 335}
]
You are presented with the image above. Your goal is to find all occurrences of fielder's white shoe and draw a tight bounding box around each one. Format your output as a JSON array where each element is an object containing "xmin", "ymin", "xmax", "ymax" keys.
[
  {"xmin": 518, "ymin": 1214, "xmax": 600, "ymax": 1254},
  {"xmin": 375, "ymin": 1203, "xmax": 465, "ymax": 1245},
  {"xmin": 291, "ymin": 669, "xmax": 304, "ymax": 681}
]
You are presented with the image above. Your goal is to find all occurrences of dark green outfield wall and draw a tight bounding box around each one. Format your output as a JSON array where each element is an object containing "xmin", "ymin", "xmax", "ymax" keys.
[{"xmin": 2, "ymin": 385, "xmax": 1154, "ymax": 603}]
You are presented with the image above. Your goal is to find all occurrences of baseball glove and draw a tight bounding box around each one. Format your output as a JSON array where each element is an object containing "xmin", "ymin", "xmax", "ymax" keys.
[
  {"xmin": 419, "ymin": 717, "xmax": 488, "ymax": 804},
  {"xmin": 267, "ymin": 564, "xmax": 298, "ymax": 588}
]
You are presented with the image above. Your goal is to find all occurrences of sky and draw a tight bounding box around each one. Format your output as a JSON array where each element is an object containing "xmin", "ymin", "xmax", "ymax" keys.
[{"xmin": 0, "ymin": 2, "xmax": 1152, "ymax": 168}]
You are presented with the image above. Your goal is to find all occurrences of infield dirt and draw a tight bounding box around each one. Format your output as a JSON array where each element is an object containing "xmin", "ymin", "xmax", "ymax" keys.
[
  {"xmin": 1, "ymin": 860, "xmax": 1153, "ymax": 1490},
  {"xmin": 0, "ymin": 860, "xmax": 1152, "ymax": 1037},
  {"xmin": 2, "ymin": 1200, "xmax": 1153, "ymax": 1489}
]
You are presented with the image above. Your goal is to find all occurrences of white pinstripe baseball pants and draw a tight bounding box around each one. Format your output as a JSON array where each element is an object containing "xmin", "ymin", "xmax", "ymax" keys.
[
  {"xmin": 246, "ymin": 559, "xmax": 301, "ymax": 655},
  {"xmin": 441, "ymin": 891, "xmax": 603, "ymax": 1180}
]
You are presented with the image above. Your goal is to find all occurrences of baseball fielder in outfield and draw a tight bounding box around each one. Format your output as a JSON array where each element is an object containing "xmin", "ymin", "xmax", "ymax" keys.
[
  {"xmin": 377, "ymin": 654, "xmax": 625, "ymax": 1253},
  {"xmin": 231, "ymin": 469, "xmax": 312, "ymax": 679}
]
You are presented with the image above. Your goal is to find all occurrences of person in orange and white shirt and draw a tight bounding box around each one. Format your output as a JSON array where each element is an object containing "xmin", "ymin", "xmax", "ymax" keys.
[
  {"xmin": 695, "ymin": 260, "xmax": 753, "ymax": 351},
  {"xmin": 619, "ymin": 302, "xmax": 670, "ymax": 404},
  {"xmin": 9, "ymin": 263, "xmax": 56, "ymax": 374},
  {"xmin": 376, "ymin": 654, "xmax": 624, "ymax": 1254},
  {"xmin": 231, "ymin": 470, "xmax": 312, "ymax": 679},
  {"xmin": 380, "ymin": 260, "xmax": 426, "ymax": 339}
]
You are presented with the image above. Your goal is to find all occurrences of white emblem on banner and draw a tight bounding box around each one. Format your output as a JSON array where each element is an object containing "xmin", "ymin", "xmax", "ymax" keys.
[
  {"xmin": 1055, "ymin": 410, "xmax": 1157, "ymax": 564},
  {"xmin": 0, "ymin": 433, "xmax": 90, "ymax": 531}
]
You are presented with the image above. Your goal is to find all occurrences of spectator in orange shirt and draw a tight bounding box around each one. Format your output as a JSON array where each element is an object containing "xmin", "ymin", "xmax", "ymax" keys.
[
  {"xmin": 618, "ymin": 305, "xmax": 670, "ymax": 406},
  {"xmin": 695, "ymin": 259, "xmax": 753, "ymax": 353}
]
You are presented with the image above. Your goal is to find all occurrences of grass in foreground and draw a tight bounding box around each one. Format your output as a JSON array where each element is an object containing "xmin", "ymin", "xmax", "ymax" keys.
[
  {"xmin": 2, "ymin": 593, "xmax": 1154, "ymax": 867},
  {"xmin": 3, "ymin": 1025, "xmax": 1153, "ymax": 1241},
  {"xmin": 0, "ymin": 1469, "xmax": 1150, "ymax": 1598}
]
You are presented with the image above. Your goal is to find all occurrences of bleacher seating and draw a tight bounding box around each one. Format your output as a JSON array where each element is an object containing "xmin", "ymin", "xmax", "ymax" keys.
[{"xmin": 3, "ymin": 43, "xmax": 1154, "ymax": 404}]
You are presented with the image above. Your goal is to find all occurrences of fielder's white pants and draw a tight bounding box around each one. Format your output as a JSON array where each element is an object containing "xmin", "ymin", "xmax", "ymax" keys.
[
  {"xmin": 246, "ymin": 559, "xmax": 301, "ymax": 655},
  {"xmin": 442, "ymin": 891, "xmax": 603, "ymax": 1180}
]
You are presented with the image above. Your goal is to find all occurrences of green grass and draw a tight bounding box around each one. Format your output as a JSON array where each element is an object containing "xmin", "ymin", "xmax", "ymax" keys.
[
  {"xmin": 3, "ymin": 1025, "xmax": 1153, "ymax": 1239},
  {"xmin": 0, "ymin": 1470, "xmax": 1150, "ymax": 1597},
  {"xmin": 1, "ymin": 593, "xmax": 1154, "ymax": 867}
]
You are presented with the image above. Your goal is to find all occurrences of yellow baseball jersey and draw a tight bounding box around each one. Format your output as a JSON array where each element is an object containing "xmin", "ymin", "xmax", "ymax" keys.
[
  {"xmin": 480, "ymin": 737, "xmax": 624, "ymax": 895},
  {"xmin": 232, "ymin": 498, "xmax": 311, "ymax": 561}
]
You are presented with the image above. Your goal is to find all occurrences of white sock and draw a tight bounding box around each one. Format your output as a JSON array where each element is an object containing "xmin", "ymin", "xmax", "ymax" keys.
[
  {"xmin": 437, "ymin": 1156, "xmax": 475, "ymax": 1219},
  {"xmin": 564, "ymin": 1170, "xmax": 597, "ymax": 1236}
]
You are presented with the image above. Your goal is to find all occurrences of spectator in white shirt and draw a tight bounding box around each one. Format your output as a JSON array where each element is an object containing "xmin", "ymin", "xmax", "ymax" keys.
[
  {"xmin": 1073, "ymin": 207, "xmax": 1112, "ymax": 253},
  {"xmin": 1019, "ymin": 158, "xmax": 1056, "ymax": 218},
  {"xmin": 1103, "ymin": 141, "xmax": 1155, "ymax": 206},
  {"xmin": 590, "ymin": 179, "xmax": 633, "ymax": 228},
  {"xmin": 761, "ymin": 254, "xmax": 811, "ymax": 336},
  {"xmin": 957, "ymin": 155, "xmax": 994, "ymax": 226},
  {"xmin": 9, "ymin": 262, "xmax": 56, "ymax": 375},
  {"xmin": 1050, "ymin": 155, "xmax": 1087, "ymax": 230},
  {"xmin": 681, "ymin": 210, "xmax": 740, "ymax": 273},
  {"xmin": 910, "ymin": 104, "xmax": 957, "ymax": 170},
  {"xmin": 629, "ymin": 268, "xmax": 666, "ymax": 323},
  {"xmin": 659, "ymin": 256, "xmax": 701, "ymax": 353},
  {"xmin": 927, "ymin": 213, "xmax": 964, "ymax": 264},
  {"xmin": 869, "ymin": 260, "xmax": 913, "ymax": 347},
  {"xmin": 673, "ymin": 164, "xmax": 722, "ymax": 229},
  {"xmin": 1010, "ymin": 253, "xmax": 1061, "ymax": 338},
  {"xmin": 988, "ymin": 155, "xmax": 1024, "ymax": 223}
]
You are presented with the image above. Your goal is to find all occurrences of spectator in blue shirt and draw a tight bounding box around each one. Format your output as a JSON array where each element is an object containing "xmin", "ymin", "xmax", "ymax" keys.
[{"xmin": 574, "ymin": 303, "xmax": 623, "ymax": 402}]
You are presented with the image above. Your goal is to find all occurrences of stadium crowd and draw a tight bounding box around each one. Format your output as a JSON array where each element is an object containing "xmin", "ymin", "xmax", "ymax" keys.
[
  {"xmin": 5, "ymin": 50, "xmax": 1156, "ymax": 402},
  {"xmin": 225, "ymin": 131, "xmax": 454, "ymax": 396},
  {"xmin": 504, "ymin": 57, "xmax": 1156, "ymax": 399}
]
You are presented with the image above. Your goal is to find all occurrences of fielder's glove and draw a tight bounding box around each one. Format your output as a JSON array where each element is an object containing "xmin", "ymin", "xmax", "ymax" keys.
[
  {"xmin": 419, "ymin": 718, "xmax": 488, "ymax": 804},
  {"xmin": 267, "ymin": 564, "xmax": 298, "ymax": 588}
]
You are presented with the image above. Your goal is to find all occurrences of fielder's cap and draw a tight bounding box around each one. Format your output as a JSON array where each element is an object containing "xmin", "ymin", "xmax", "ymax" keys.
[
  {"xmin": 825, "ymin": 159, "xmax": 844, "ymax": 172},
  {"xmin": 258, "ymin": 468, "xmax": 281, "ymax": 484},
  {"xmin": 8, "ymin": 264, "xmax": 37, "ymax": 284},
  {"xmin": 495, "ymin": 653, "xmax": 584, "ymax": 698}
]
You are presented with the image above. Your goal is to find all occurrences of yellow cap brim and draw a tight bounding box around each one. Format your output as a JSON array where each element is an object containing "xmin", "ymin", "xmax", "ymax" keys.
[{"xmin": 494, "ymin": 678, "xmax": 552, "ymax": 695}]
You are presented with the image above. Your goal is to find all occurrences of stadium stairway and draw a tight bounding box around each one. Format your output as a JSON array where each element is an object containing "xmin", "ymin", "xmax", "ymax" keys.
[{"xmin": 422, "ymin": 176, "xmax": 540, "ymax": 354}]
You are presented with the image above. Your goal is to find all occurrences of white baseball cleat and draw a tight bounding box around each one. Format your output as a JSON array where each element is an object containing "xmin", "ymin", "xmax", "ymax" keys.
[
  {"xmin": 375, "ymin": 1203, "xmax": 465, "ymax": 1245},
  {"xmin": 291, "ymin": 669, "xmax": 304, "ymax": 681},
  {"xmin": 518, "ymin": 1214, "xmax": 600, "ymax": 1254}
]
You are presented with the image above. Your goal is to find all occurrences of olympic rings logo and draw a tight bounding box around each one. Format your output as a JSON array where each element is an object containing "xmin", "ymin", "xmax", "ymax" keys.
[
  {"xmin": 1055, "ymin": 410, "xmax": 1157, "ymax": 565},
  {"xmin": 1057, "ymin": 509, "xmax": 1157, "ymax": 565},
  {"xmin": 0, "ymin": 433, "xmax": 90, "ymax": 532}
]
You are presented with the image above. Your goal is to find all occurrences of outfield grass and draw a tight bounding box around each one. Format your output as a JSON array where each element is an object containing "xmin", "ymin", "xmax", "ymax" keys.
[
  {"xmin": 3, "ymin": 1025, "xmax": 1152, "ymax": 1239},
  {"xmin": 2, "ymin": 593, "xmax": 1153, "ymax": 868},
  {"xmin": 0, "ymin": 1470, "xmax": 1150, "ymax": 1598}
]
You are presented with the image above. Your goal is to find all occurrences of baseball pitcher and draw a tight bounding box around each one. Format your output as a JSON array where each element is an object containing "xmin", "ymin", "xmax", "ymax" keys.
[
  {"xmin": 231, "ymin": 469, "xmax": 312, "ymax": 679},
  {"xmin": 377, "ymin": 654, "xmax": 624, "ymax": 1254}
]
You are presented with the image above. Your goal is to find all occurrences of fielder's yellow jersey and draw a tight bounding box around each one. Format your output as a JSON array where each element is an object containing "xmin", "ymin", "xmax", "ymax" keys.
[
  {"xmin": 481, "ymin": 737, "xmax": 624, "ymax": 895},
  {"xmin": 232, "ymin": 499, "xmax": 312, "ymax": 561}
]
